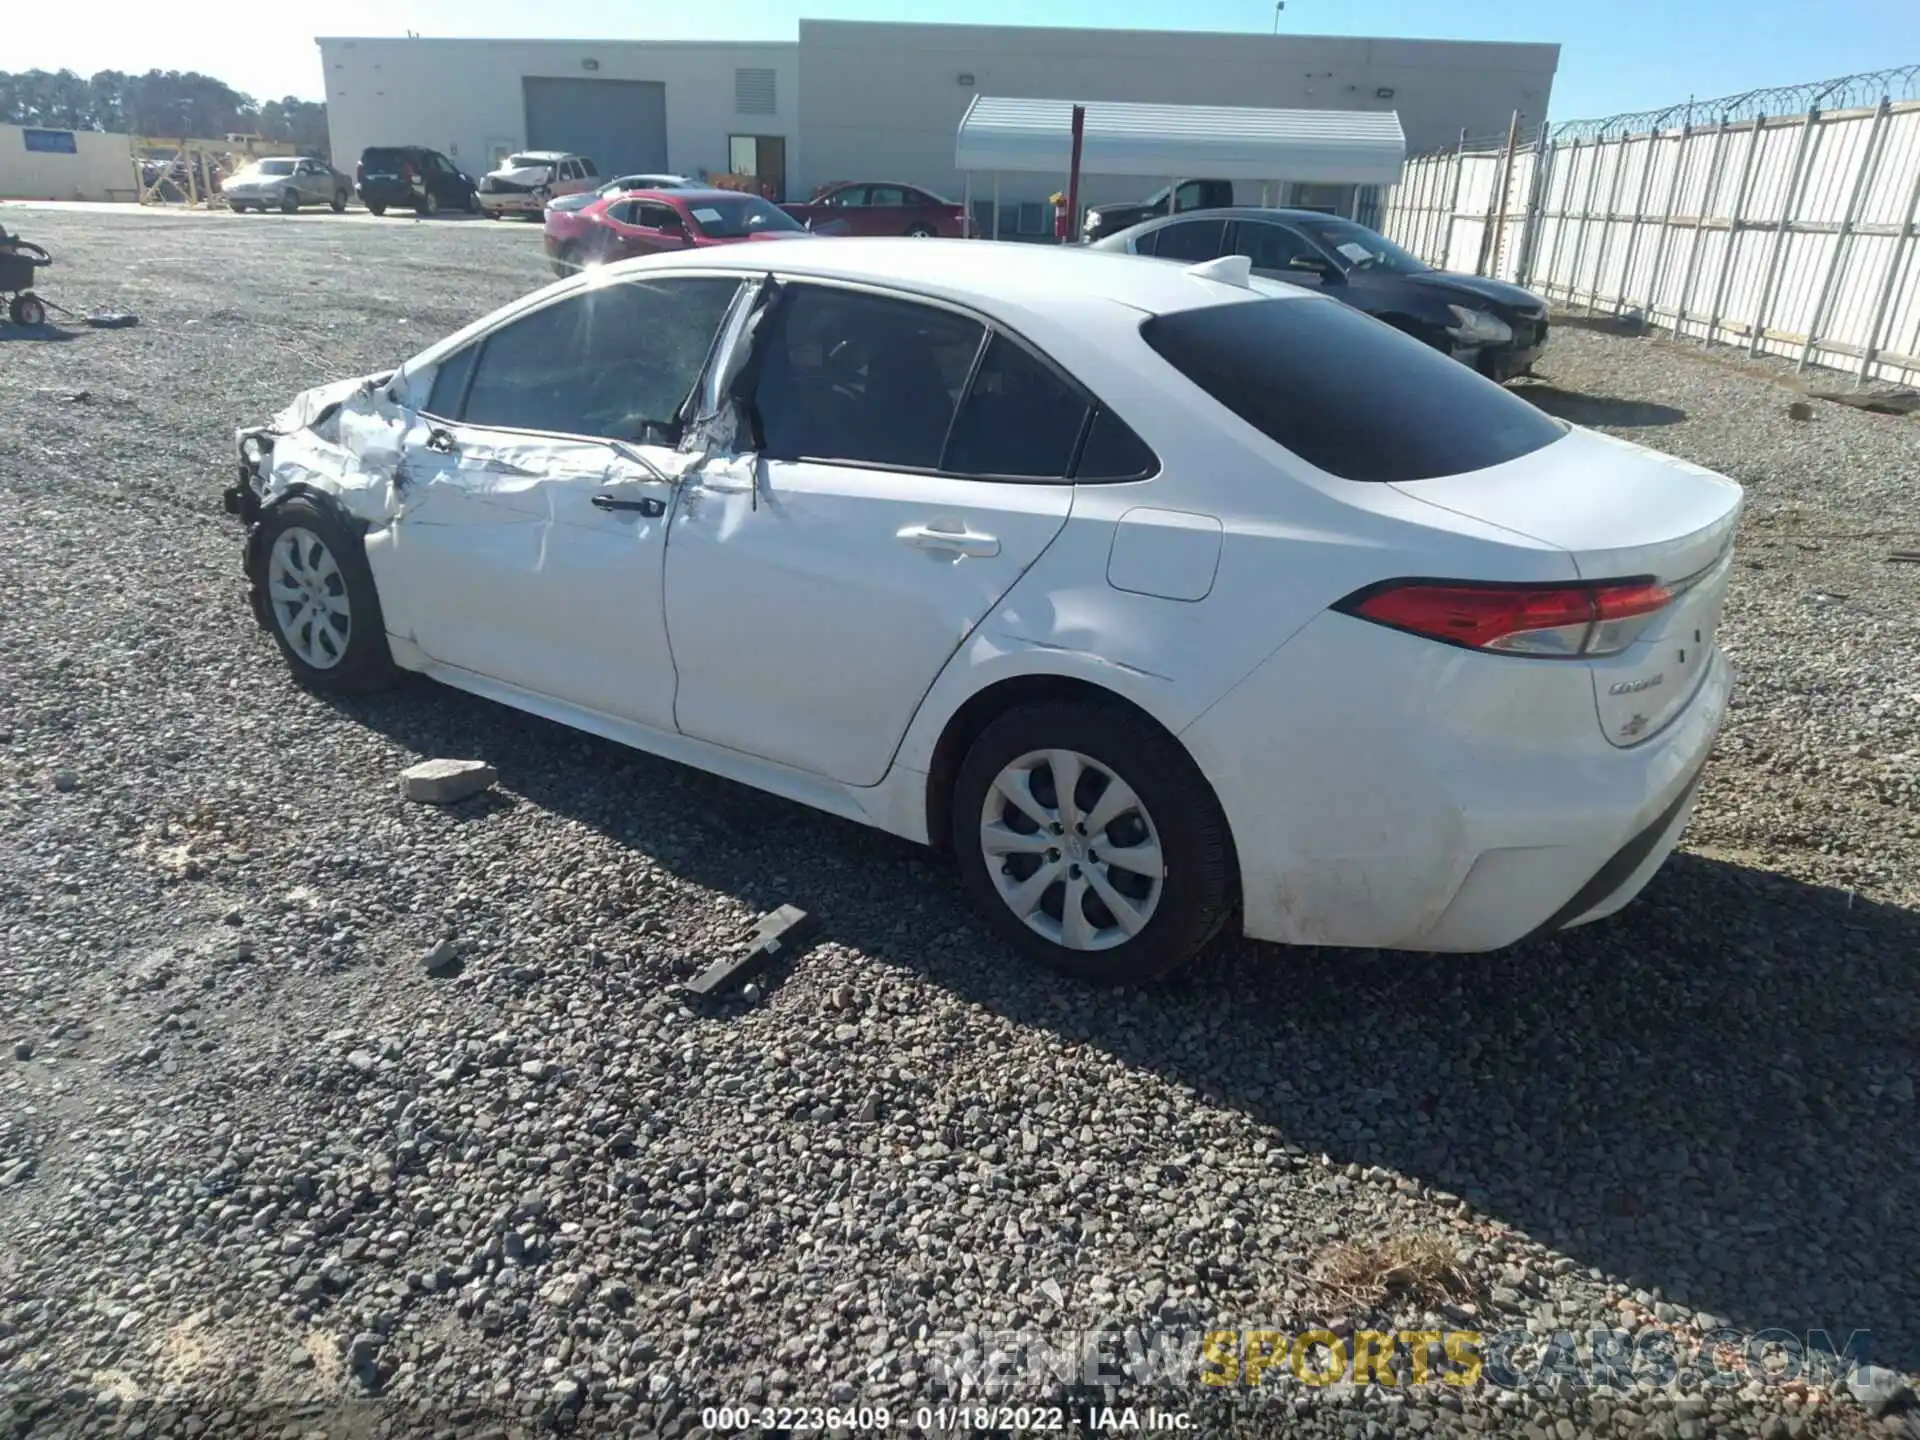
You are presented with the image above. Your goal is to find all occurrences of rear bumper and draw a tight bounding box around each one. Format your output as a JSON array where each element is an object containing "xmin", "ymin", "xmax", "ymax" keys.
[{"xmin": 1180, "ymin": 612, "xmax": 1733, "ymax": 953}]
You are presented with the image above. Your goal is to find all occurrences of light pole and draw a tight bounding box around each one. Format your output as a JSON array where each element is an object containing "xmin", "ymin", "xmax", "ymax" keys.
[{"xmin": 1272, "ymin": 1, "xmax": 1285, "ymax": 33}]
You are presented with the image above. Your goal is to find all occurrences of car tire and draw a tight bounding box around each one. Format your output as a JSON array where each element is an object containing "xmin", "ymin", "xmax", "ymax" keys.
[
  {"xmin": 552, "ymin": 242, "xmax": 580, "ymax": 279},
  {"xmin": 416, "ymin": 191, "xmax": 437, "ymax": 217},
  {"xmin": 905, "ymin": 223, "xmax": 937, "ymax": 237},
  {"xmin": 249, "ymin": 496, "xmax": 401, "ymax": 694},
  {"xmin": 365, "ymin": 201, "xmax": 386, "ymax": 217},
  {"xmin": 331, "ymin": 191, "xmax": 348, "ymax": 213},
  {"xmin": 464, "ymin": 189, "xmax": 480, "ymax": 214},
  {"xmin": 280, "ymin": 189, "xmax": 299, "ymax": 214},
  {"xmin": 952, "ymin": 699, "xmax": 1234, "ymax": 984},
  {"xmin": 9, "ymin": 293, "xmax": 48, "ymax": 327}
]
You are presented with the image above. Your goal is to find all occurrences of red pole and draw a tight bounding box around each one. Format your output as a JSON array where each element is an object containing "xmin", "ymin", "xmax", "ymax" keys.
[{"xmin": 1065, "ymin": 104, "xmax": 1086, "ymax": 245}]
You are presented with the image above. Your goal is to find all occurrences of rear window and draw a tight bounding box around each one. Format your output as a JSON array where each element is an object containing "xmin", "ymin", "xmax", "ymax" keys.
[
  {"xmin": 1140, "ymin": 298, "xmax": 1564, "ymax": 483},
  {"xmin": 361, "ymin": 148, "xmax": 406, "ymax": 169}
]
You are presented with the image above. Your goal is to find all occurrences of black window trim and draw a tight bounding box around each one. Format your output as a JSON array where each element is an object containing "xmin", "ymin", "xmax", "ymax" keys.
[
  {"xmin": 740, "ymin": 276, "xmax": 1159, "ymax": 486},
  {"xmin": 416, "ymin": 271, "xmax": 752, "ymax": 441}
]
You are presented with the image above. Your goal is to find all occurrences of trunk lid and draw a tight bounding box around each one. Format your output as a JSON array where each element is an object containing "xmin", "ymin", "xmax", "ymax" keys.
[{"xmin": 1392, "ymin": 426, "xmax": 1743, "ymax": 747}]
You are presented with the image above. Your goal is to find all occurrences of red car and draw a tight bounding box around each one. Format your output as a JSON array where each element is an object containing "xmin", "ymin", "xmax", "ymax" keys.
[
  {"xmin": 780, "ymin": 181, "xmax": 971, "ymax": 238},
  {"xmin": 543, "ymin": 188, "xmax": 812, "ymax": 276}
]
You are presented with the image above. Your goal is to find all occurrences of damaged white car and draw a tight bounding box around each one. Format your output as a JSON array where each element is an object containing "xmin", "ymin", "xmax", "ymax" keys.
[{"xmin": 226, "ymin": 241, "xmax": 1741, "ymax": 981}]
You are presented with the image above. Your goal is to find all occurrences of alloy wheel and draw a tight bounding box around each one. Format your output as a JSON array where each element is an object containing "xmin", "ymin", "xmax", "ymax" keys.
[
  {"xmin": 979, "ymin": 748, "xmax": 1165, "ymax": 951},
  {"xmin": 266, "ymin": 526, "xmax": 352, "ymax": 669}
]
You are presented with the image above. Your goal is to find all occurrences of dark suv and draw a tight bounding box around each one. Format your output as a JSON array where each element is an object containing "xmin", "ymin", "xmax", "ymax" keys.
[{"xmin": 355, "ymin": 146, "xmax": 479, "ymax": 217}]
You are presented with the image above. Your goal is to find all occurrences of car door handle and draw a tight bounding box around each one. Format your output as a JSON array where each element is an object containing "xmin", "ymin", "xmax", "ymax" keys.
[
  {"xmin": 898, "ymin": 523, "xmax": 1000, "ymax": 558},
  {"xmin": 592, "ymin": 493, "xmax": 666, "ymax": 517}
]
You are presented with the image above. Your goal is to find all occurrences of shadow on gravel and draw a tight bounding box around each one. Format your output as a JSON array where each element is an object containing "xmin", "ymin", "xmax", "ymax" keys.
[
  {"xmin": 0, "ymin": 325, "xmax": 82, "ymax": 344},
  {"xmin": 1517, "ymin": 383, "xmax": 1687, "ymax": 428},
  {"xmin": 328, "ymin": 682, "xmax": 1920, "ymax": 1374}
]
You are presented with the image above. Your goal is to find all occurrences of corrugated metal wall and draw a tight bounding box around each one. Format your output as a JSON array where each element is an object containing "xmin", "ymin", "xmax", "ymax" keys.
[{"xmin": 1379, "ymin": 69, "xmax": 1920, "ymax": 387}]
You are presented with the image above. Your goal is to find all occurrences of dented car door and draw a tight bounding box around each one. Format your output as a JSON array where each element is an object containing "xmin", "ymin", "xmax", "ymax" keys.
[{"xmin": 374, "ymin": 274, "xmax": 744, "ymax": 726}]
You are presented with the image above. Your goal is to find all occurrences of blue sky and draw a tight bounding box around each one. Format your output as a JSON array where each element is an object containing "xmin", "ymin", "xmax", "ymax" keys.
[{"xmin": 15, "ymin": 0, "xmax": 1920, "ymax": 119}]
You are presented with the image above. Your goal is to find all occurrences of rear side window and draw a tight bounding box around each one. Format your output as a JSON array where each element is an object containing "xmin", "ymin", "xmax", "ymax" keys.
[
  {"xmin": 754, "ymin": 287, "xmax": 984, "ymax": 469},
  {"xmin": 1141, "ymin": 298, "xmax": 1564, "ymax": 482},
  {"xmin": 1153, "ymin": 220, "xmax": 1226, "ymax": 263},
  {"xmin": 943, "ymin": 334, "xmax": 1089, "ymax": 479},
  {"xmin": 1074, "ymin": 408, "xmax": 1158, "ymax": 480}
]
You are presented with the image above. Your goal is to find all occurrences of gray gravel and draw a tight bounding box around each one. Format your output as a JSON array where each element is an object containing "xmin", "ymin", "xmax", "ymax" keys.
[{"xmin": 3, "ymin": 207, "xmax": 1919, "ymax": 1439}]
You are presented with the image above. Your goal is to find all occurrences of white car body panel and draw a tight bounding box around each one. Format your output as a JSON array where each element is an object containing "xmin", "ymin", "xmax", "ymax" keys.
[
  {"xmin": 665, "ymin": 458, "xmax": 1073, "ymax": 787},
  {"xmin": 240, "ymin": 239, "xmax": 1743, "ymax": 954}
]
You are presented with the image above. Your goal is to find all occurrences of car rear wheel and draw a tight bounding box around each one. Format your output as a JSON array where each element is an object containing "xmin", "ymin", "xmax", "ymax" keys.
[
  {"xmin": 905, "ymin": 223, "xmax": 936, "ymax": 237},
  {"xmin": 250, "ymin": 498, "xmax": 400, "ymax": 694},
  {"xmin": 331, "ymin": 190, "xmax": 348, "ymax": 213},
  {"xmin": 952, "ymin": 699, "xmax": 1233, "ymax": 983},
  {"xmin": 552, "ymin": 242, "xmax": 579, "ymax": 278},
  {"xmin": 280, "ymin": 189, "xmax": 299, "ymax": 214},
  {"xmin": 366, "ymin": 201, "xmax": 386, "ymax": 217}
]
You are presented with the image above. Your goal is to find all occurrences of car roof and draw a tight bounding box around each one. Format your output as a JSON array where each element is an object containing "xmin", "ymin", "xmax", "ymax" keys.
[{"xmin": 597, "ymin": 236, "xmax": 1317, "ymax": 317}]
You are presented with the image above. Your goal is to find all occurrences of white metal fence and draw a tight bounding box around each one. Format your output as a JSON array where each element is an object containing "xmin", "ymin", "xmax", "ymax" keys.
[{"xmin": 1377, "ymin": 66, "xmax": 1920, "ymax": 386}]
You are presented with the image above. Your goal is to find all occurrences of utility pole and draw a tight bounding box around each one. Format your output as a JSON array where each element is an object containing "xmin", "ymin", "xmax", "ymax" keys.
[{"xmin": 1273, "ymin": 2, "xmax": 1285, "ymax": 33}]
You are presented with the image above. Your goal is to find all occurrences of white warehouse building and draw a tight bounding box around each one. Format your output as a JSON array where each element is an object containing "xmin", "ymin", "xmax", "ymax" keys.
[{"xmin": 318, "ymin": 20, "xmax": 1557, "ymax": 235}]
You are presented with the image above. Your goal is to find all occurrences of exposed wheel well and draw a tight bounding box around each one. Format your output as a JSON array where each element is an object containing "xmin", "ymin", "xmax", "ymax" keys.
[{"xmin": 923, "ymin": 675, "xmax": 1240, "ymax": 901}]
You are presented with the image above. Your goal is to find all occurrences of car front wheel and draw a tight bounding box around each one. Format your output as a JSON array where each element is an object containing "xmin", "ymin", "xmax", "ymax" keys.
[
  {"xmin": 250, "ymin": 497, "xmax": 400, "ymax": 693},
  {"xmin": 280, "ymin": 189, "xmax": 299, "ymax": 213},
  {"xmin": 952, "ymin": 699, "xmax": 1233, "ymax": 983}
]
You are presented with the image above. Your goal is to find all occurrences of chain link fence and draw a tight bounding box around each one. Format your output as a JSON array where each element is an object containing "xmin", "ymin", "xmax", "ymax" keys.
[{"xmin": 1377, "ymin": 66, "xmax": 1920, "ymax": 386}]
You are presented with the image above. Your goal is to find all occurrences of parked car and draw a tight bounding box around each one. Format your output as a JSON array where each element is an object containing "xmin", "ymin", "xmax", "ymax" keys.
[
  {"xmin": 479, "ymin": 152, "xmax": 598, "ymax": 217},
  {"xmin": 545, "ymin": 173, "xmax": 693, "ymax": 215},
  {"xmin": 1094, "ymin": 208, "xmax": 1551, "ymax": 381},
  {"xmin": 222, "ymin": 156, "xmax": 352, "ymax": 214},
  {"xmin": 780, "ymin": 182, "xmax": 969, "ymax": 237},
  {"xmin": 543, "ymin": 189, "xmax": 811, "ymax": 276},
  {"xmin": 224, "ymin": 243, "xmax": 1739, "ymax": 982},
  {"xmin": 355, "ymin": 146, "xmax": 479, "ymax": 217},
  {"xmin": 1081, "ymin": 178, "xmax": 1233, "ymax": 242}
]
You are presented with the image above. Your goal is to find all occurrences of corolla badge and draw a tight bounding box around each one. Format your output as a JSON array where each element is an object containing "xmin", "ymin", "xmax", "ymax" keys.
[{"xmin": 1608, "ymin": 674, "xmax": 1665, "ymax": 696}]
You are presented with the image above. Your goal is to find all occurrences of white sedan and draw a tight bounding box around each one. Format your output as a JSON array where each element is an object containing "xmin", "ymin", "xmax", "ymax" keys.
[{"xmin": 224, "ymin": 241, "xmax": 1741, "ymax": 982}]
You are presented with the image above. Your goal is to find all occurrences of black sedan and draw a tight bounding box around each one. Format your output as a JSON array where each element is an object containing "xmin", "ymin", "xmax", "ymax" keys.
[{"xmin": 1091, "ymin": 208, "xmax": 1549, "ymax": 382}]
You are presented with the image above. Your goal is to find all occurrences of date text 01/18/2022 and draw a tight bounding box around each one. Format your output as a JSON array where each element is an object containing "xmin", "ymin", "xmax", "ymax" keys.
[{"xmin": 699, "ymin": 1405, "xmax": 1194, "ymax": 1432}]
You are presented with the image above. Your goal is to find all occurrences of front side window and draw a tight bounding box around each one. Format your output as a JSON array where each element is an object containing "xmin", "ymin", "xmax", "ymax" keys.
[
  {"xmin": 1291, "ymin": 217, "xmax": 1429, "ymax": 275},
  {"xmin": 1173, "ymin": 180, "xmax": 1210, "ymax": 211},
  {"xmin": 426, "ymin": 345, "xmax": 477, "ymax": 417},
  {"xmin": 456, "ymin": 277, "xmax": 742, "ymax": 440},
  {"xmin": 1141, "ymin": 297, "xmax": 1564, "ymax": 483},
  {"xmin": 1153, "ymin": 219, "xmax": 1227, "ymax": 263},
  {"xmin": 1232, "ymin": 222, "xmax": 1320, "ymax": 274},
  {"xmin": 753, "ymin": 287, "xmax": 983, "ymax": 469},
  {"xmin": 943, "ymin": 333, "xmax": 1089, "ymax": 479}
]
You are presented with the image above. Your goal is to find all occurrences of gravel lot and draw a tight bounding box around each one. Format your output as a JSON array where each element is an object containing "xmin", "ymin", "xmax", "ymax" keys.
[{"xmin": 2, "ymin": 207, "xmax": 1918, "ymax": 1440}]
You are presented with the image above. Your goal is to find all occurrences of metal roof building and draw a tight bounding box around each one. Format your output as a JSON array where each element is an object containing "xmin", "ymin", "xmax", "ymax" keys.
[{"xmin": 317, "ymin": 19, "xmax": 1555, "ymax": 237}]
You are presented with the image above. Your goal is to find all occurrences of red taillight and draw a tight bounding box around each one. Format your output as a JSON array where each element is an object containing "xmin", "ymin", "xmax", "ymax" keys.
[{"xmin": 1343, "ymin": 580, "xmax": 1672, "ymax": 658}]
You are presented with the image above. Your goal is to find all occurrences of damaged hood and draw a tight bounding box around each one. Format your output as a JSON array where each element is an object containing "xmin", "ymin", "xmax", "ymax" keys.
[
  {"xmin": 487, "ymin": 165, "xmax": 554, "ymax": 187},
  {"xmin": 256, "ymin": 371, "xmax": 395, "ymax": 436}
]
